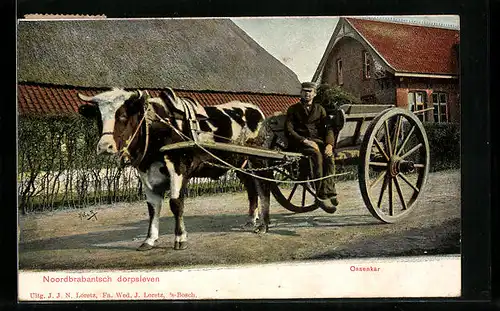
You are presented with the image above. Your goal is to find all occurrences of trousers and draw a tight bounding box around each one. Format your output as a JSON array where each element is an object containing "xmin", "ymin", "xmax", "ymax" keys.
[{"xmin": 293, "ymin": 140, "xmax": 337, "ymax": 200}]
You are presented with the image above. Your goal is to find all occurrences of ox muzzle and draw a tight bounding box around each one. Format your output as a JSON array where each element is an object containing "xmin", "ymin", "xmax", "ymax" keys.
[
  {"xmin": 97, "ymin": 119, "xmax": 119, "ymax": 155},
  {"xmin": 97, "ymin": 134, "xmax": 118, "ymax": 155}
]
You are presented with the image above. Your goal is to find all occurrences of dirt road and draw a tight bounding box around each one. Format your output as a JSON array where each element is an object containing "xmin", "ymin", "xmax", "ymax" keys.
[{"xmin": 19, "ymin": 170, "xmax": 460, "ymax": 270}]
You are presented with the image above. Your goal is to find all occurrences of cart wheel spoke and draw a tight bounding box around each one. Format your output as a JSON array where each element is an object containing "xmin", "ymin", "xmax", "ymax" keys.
[
  {"xmin": 377, "ymin": 174, "xmax": 389, "ymax": 208},
  {"xmin": 384, "ymin": 120, "xmax": 393, "ymax": 156},
  {"xmin": 374, "ymin": 138, "xmax": 390, "ymax": 161},
  {"xmin": 370, "ymin": 171, "xmax": 387, "ymax": 189},
  {"xmin": 287, "ymin": 184, "xmax": 299, "ymax": 202},
  {"xmin": 400, "ymin": 143, "xmax": 423, "ymax": 159},
  {"xmin": 304, "ymin": 183, "xmax": 316, "ymax": 196},
  {"xmin": 413, "ymin": 163, "xmax": 426, "ymax": 168},
  {"xmin": 388, "ymin": 177, "xmax": 393, "ymax": 216},
  {"xmin": 399, "ymin": 172, "xmax": 420, "ymax": 193},
  {"xmin": 394, "ymin": 176, "xmax": 408, "ymax": 210},
  {"xmin": 392, "ymin": 116, "xmax": 402, "ymax": 153},
  {"xmin": 301, "ymin": 185, "xmax": 306, "ymax": 207},
  {"xmin": 396, "ymin": 125, "xmax": 416, "ymax": 156},
  {"xmin": 369, "ymin": 161, "xmax": 388, "ymax": 167}
]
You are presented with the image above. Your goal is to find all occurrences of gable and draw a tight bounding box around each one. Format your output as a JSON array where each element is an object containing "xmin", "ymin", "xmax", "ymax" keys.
[{"xmin": 313, "ymin": 17, "xmax": 460, "ymax": 81}]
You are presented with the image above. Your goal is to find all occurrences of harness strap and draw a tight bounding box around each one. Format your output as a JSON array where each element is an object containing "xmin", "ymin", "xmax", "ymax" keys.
[
  {"xmin": 119, "ymin": 96, "xmax": 151, "ymax": 167},
  {"xmin": 179, "ymin": 97, "xmax": 201, "ymax": 142}
]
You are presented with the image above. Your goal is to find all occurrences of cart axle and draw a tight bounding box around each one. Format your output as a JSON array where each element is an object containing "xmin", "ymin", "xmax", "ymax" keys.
[{"xmin": 389, "ymin": 156, "xmax": 415, "ymax": 176}]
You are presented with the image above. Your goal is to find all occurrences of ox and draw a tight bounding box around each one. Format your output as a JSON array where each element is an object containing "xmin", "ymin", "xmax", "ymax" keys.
[{"xmin": 77, "ymin": 88, "xmax": 272, "ymax": 250}]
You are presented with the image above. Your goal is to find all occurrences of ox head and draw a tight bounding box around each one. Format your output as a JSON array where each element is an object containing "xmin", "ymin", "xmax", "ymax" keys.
[{"xmin": 78, "ymin": 88, "xmax": 147, "ymax": 158}]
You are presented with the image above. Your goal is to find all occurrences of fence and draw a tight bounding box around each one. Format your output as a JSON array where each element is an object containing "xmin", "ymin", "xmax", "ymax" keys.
[
  {"xmin": 17, "ymin": 115, "xmax": 459, "ymax": 214},
  {"xmin": 17, "ymin": 115, "xmax": 245, "ymax": 214}
]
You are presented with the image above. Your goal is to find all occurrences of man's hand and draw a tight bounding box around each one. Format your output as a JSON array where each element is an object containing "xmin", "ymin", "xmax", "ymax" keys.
[
  {"xmin": 324, "ymin": 144, "xmax": 333, "ymax": 157},
  {"xmin": 303, "ymin": 139, "xmax": 320, "ymax": 152}
]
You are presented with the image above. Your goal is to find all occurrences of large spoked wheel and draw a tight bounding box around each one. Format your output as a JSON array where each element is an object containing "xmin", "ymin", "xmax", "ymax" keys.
[
  {"xmin": 359, "ymin": 108, "xmax": 430, "ymax": 223},
  {"xmin": 268, "ymin": 135, "xmax": 320, "ymax": 213}
]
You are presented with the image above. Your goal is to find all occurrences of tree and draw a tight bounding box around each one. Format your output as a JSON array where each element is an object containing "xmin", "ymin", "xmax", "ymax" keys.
[{"xmin": 313, "ymin": 84, "xmax": 360, "ymax": 114}]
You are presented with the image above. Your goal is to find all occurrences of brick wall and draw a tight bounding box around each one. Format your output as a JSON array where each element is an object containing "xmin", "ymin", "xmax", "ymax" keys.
[
  {"xmin": 321, "ymin": 37, "xmax": 395, "ymax": 104},
  {"xmin": 320, "ymin": 37, "xmax": 459, "ymax": 123},
  {"xmin": 395, "ymin": 77, "xmax": 460, "ymax": 122}
]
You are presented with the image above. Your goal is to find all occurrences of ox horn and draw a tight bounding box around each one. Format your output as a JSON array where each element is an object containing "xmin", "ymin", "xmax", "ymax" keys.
[
  {"xmin": 78, "ymin": 93, "xmax": 94, "ymax": 102},
  {"xmin": 135, "ymin": 90, "xmax": 143, "ymax": 98}
]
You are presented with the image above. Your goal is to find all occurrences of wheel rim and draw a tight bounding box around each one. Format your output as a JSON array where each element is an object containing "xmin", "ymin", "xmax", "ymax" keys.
[
  {"xmin": 358, "ymin": 108, "xmax": 430, "ymax": 223},
  {"xmin": 269, "ymin": 134, "xmax": 320, "ymax": 213}
]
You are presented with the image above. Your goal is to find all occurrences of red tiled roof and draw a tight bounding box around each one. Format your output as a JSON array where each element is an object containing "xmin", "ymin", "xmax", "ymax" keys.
[
  {"xmin": 346, "ymin": 18, "xmax": 460, "ymax": 75},
  {"xmin": 18, "ymin": 84, "xmax": 299, "ymax": 117}
]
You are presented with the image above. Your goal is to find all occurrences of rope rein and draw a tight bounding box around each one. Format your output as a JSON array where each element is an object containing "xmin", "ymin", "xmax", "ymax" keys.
[{"xmin": 119, "ymin": 104, "xmax": 150, "ymax": 167}]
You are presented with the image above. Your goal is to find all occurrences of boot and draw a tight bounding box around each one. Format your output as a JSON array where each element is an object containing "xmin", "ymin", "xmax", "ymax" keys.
[{"xmin": 318, "ymin": 196, "xmax": 338, "ymax": 214}]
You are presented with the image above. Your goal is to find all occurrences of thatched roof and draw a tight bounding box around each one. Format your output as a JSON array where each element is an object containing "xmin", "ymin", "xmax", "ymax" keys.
[{"xmin": 17, "ymin": 18, "xmax": 301, "ymax": 95}]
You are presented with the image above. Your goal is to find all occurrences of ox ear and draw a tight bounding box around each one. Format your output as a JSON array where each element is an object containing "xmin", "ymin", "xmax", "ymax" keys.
[
  {"xmin": 160, "ymin": 88, "xmax": 184, "ymax": 112},
  {"xmin": 163, "ymin": 87, "xmax": 177, "ymax": 102},
  {"xmin": 124, "ymin": 90, "xmax": 146, "ymax": 116},
  {"xmin": 78, "ymin": 103, "xmax": 100, "ymax": 119}
]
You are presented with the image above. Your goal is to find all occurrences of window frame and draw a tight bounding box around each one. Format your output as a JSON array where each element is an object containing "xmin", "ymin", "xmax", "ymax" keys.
[
  {"xmin": 407, "ymin": 90, "xmax": 428, "ymax": 122},
  {"xmin": 336, "ymin": 58, "xmax": 343, "ymax": 86},
  {"xmin": 432, "ymin": 92, "xmax": 449, "ymax": 123},
  {"xmin": 363, "ymin": 51, "xmax": 371, "ymax": 79}
]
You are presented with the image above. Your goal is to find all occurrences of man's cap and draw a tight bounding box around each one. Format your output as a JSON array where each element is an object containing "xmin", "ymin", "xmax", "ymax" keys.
[{"xmin": 301, "ymin": 82, "xmax": 318, "ymax": 90}]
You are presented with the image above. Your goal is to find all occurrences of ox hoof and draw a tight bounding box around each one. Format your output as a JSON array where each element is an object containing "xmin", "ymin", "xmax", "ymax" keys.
[
  {"xmin": 242, "ymin": 221, "xmax": 257, "ymax": 229},
  {"xmin": 137, "ymin": 243, "xmax": 154, "ymax": 251},
  {"xmin": 174, "ymin": 241, "xmax": 188, "ymax": 250},
  {"xmin": 253, "ymin": 225, "xmax": 268, "ymax": 234}
]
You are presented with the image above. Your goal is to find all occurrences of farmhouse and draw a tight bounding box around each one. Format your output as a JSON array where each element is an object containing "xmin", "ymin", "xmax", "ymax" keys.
[
  {"xmin": 16, "ymin": 17, "xmax": 302, "ymax": 213},
  {"xmin": 17, "ymin": 18, "xmax": 301, "ymax": 117},
  {"xmin": 312, "ymin": 17, "xmax": 460, "ymax": 123}
]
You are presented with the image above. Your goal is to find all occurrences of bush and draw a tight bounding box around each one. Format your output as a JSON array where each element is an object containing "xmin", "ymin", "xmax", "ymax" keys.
[
  {"xmin": 423, "ymin": 122, "xmax": 460, "ymax": 171},
  {"xmin": 313, "ymin": 84, "xmax": 360, "ymax": 113},
  {"xmin": 17, "ymin": 115, "xmax": 142, "ymax": 213},
  {"xmin": 17, "ymin": 115, "xmax": 248, "ymax": 213}
]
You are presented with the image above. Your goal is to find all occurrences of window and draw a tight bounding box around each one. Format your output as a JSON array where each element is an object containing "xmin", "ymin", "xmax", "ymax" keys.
[
  {"xmin": 336, "ymin": 59, "xmax": 343, "ymax": 85},
  {"xmin": 432, "ymin": 92, "xmax": 449, "ymax": 122},
  {"xmin": 407, "ymin": 91, "xmax": 427, "ymax": 122},
  {"xmin": 363, "ymin": 51, "xmax": 371, "ymax": 79}
]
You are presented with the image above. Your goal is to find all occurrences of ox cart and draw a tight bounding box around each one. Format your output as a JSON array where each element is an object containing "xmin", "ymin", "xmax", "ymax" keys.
[{"xmin": 161, "ymin": 104, "xmax": 430, "ymax": 224}]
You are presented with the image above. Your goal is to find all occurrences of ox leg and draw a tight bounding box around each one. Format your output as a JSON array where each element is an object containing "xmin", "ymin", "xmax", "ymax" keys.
[
  {"xmin": 170, "ymin": 194, "xmax": 188, "ymax": 250},
  {"xmin": 164, "ymin": 156, "xmax": 189, "ymax": 250},
  {"xmin": 236, "ymin": 172, "xmax": 259, "ymax": 228},
  {"xmin": 137, "ymin": 163, "xmax": 169, "ymax": 251},
  {"xmin": 253, "ymin": 177, "xmax": 271, "ymax": 234}
]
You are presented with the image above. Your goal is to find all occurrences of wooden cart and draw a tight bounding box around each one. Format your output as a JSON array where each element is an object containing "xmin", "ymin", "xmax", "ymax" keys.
[
  {"xmin": 266, "ymin": 104, "xmax": 430, "ymax": 223},
  {"xmin": 161, "ymin": 104, "xmax": 430, "ymax": 224}
]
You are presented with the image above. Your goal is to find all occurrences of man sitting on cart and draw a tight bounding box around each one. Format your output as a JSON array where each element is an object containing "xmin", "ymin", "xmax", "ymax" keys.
[{"xmin": 285, "ymin": 82, "xmax": 338, "ymax": 213}]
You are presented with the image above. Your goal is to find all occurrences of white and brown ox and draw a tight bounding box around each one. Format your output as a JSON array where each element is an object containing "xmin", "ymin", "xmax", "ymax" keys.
[{"xmin": 78, "ymin": 88, "xmax": 272, "ymax": 251}]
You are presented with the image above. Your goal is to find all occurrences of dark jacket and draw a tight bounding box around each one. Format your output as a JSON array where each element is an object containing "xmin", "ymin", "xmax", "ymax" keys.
[{"xmin": 285, "ymin": 101, "xmax": 335, "ymax": 147}]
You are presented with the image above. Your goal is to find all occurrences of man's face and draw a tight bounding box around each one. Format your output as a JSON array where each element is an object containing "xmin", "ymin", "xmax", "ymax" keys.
[{"xmin": 300, "ymin": 88, "xmax": 316, "ymax": 103}]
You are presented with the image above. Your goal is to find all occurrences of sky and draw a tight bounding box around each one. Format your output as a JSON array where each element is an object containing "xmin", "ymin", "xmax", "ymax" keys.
[{"xmin": 232, "ymin": 15, "xmax": 460, "ymax": 82}]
